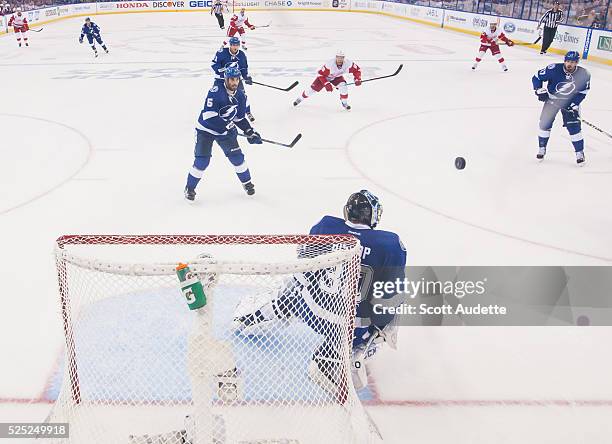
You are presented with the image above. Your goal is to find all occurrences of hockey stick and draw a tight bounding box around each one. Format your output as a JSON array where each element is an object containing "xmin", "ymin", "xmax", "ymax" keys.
[
  {"xmin": 251, "ymin": 80, "xmax": 299, "ymax": 92},
  {"xmin": 239, "ymin": 132, "xmax": 302, "ymax": 148},
  {"xmin": 345, "ymin": 64, "xmax": 403, "ymax": 86},
  {"xmin": 254, "ymin": 21, "xmax": 271, "ymax": 28},
  {"xmin": 30, "ymin": 27, "xmax": 43, "ymax": 32},
  {"xmin": 353, "ymin": 333, "xmax": 383, "ymax": 440},
  {"xmin": 581, "ymin": 118, "xmax": 612, "ymax": 139}
]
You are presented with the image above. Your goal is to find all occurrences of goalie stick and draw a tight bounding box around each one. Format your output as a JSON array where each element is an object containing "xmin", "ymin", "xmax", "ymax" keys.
[
  {"xmin": 239, "ymin": 132, "xmax": 302, "ymax": 148},
  {"xmin": 353, "ymin": 333, "xmax": 383, "ymax": 441},
  {"xmin": 344, "ymin": 64, "xmax": 403, "ymax": 86},
  {"xmin": 251, "ymin": 80, "xmax": 299, "ymax": 92}
]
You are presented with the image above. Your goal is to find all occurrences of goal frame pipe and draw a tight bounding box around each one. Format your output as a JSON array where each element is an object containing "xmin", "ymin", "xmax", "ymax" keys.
[
  {"xmin": 56, "ymin": 244, "xmax": 82, "ymax": 405},
  {"xmin": 54, "ymin": 233, "xmax": 361, "ymax": 407}
]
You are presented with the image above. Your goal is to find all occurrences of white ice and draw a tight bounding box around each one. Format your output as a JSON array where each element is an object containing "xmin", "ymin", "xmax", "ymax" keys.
[{"xmin": 1, "ymin": 10, "xmax": 612, "ymax": 443}]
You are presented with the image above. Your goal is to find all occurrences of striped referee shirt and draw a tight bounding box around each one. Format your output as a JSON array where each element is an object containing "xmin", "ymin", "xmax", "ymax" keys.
[
  {"xmin": 211, "ymin": 1, "xmax": 225, "ymax": 14},
  {"xmin": 539, "ymin": 9, "xmax": 564, "ymax": 28}
]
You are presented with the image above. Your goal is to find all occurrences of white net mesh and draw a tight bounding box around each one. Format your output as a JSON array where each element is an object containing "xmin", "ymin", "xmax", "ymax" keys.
[{"xmin": 48, "ymin": 235, "xmax": 372, "ymax": 444}]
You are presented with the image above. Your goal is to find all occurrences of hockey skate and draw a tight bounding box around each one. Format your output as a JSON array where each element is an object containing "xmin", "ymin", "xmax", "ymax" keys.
[
  {"xmin": 242, "ymin": 181, "xmax": 255, "ymax": 196},
  {"xmin": 471, "ymin": 63, "xmax": 478, "ymax": 70},
  {"xmin": 246, "ymin": 112, "xmax": 255, "ymax": 123},
  {"xmin": 576, "ymin": 150, "xmax": 585, "ymax": 165},
  {"xmin": 536, "ymin": 146, "xmax": 546, "ymax": 160},
  {"xmin": 342, "ymin": 101, "xmax": 351, "ymax": 111},
  {"xmin": 184, "ymin": 187, "xmax": 196, "ymax": 202},
  {"xmin": 293, "ymin": 97, "xmax": 302, "ymax": 107},
  {"xmin": 502, "ymin": 65, "xmax": 508, "ymax": 72},
  {"xmin": 18, "ymin": 42, "xmax": 21, "ymax": 47},
  {"xmin": 25, "ymin": 42, "xmax": 29, "ymax": 47}
]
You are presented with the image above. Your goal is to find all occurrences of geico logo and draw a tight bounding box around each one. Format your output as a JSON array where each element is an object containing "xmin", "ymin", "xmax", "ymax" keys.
[
  {"xmin": 189, "ymin": 0, "xmax": 213, "ymax": 6},
  {"xmin": 153, "ymin": 1, "xmax": 185, "ymax": 6},
  {"xmin": 117, "ymin": 2, "xmax": 150, "ymax": 8}
]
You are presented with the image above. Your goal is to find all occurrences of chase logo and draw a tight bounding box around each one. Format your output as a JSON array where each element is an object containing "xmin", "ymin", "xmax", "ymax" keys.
[
  {"xmin": 555, "ymin": 81, "xmax": 576, "ymax": 96},
  {"xmin": 220, "ymin": 104, "xmax": 238, "ymax": 122},
  {"xmin": 504, "ymin": 22, "xmax": 516, "ymax": 33}
]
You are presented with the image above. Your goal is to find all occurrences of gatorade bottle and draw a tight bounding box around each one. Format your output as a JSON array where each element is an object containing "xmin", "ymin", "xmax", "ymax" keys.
[{"xmin": 176, "ymin": 263, "xmax": 207, "ymax": 310}]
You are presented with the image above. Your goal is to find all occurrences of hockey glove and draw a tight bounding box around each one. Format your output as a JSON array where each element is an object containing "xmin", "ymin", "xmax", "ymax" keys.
[
  {"xmin": 249, "ymin": 25, "xmax": 255, "ymax": 30},
  {"xmin": 245, "ymin": 128, "xmax": 263, "ymax": 144},
  {"xmin": 324, "ymin": 82, "xmax": 334, "ymax": 92},
  {"xmin": 565, "ymin": 104, "xmax": 580, "ymax": 118},
  {"xmin": 79, "ymin": 37, "xmax": 83, "ymax": 44},
  {"xmin": 506, "ymin": 40, "xmax": 515, "ymax": 47},
  {"xmin": 535, "ymin": 87, "xmax": 548, "ymax": 102},
  {"xmin": 354, "ymin": 77, "xmax": 362, "ymax": 86},
  {"xmin": 244, "ymin": 76, "xmax": 253, "ymax": 85}
]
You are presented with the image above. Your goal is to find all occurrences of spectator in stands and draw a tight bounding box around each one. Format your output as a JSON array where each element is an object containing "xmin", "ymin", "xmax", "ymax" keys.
[
  {"xmin": 590, "ymin": 13, "xmax": 604, "ymax": 28},
  {"xmin": 1, "ymin": 2, "xmax": 12, "ymax": 15}
]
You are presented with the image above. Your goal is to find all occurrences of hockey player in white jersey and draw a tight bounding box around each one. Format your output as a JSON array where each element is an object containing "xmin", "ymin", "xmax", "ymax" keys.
[{"xmin": 293, "ymin": 50, "xmax": 362, "ymax": 110}]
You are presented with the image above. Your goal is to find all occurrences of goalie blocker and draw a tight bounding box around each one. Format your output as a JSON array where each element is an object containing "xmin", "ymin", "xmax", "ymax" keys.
[{"xmin": 234, "ymin": 190, "xmax": 407, "ymax": 394}]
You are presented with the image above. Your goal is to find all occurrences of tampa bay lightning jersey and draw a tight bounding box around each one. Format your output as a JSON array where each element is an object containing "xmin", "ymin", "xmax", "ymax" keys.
[
  {"xmin": 532, "ymin": 63, "xmax": 590, "ymax": 107},
  {"xmin": 80, "ymin": 23, "xmax": 101, "ymax": 38},
  {"xmin": 211, "ymin": 48, "xmax": 249, "ymax": 80},
  {"xmin": 275, "ymin": 216, "xmax": 406, "ymax": 337},
  {"xmin": 196, "ymin": 84, "xmax": 247, "ymax": 136},
  {"xmin": 310, "ymin": 215, "xmax": 407, "ymax": 327}
]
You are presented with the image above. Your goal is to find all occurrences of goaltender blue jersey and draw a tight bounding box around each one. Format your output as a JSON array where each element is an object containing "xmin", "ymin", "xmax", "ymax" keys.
[
  {"xmin": 80, "ymin": 22, "xmax": 101, "ymax": 38},
  {"xmin": 310, "ymin": 215, "xmax": 407, "ymax": 328},
  {"xmin": 532, "ymin": 63, "xmax": 590, "ymax": 107},
  {"xmin": 196, "ymin": 83, "xmax": 248, "ymax": 136},
  {"xmin": 212, "ymin": 48, "xmax": 249, "ymax": 80}
]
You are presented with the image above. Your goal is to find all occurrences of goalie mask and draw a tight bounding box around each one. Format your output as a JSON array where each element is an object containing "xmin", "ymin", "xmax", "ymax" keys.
[{"xmin": 344, "ymin": 190, "xmax": 383, "ymax": 228}]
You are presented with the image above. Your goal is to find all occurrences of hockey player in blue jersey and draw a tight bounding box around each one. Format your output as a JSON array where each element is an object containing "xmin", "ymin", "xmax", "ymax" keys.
[
  {"xmin": 184, "ymin": 65, "xmax": 262, "ymax": 201},
  {"xmin": 532, "ymin": 50, "xmax": 590, "ymax": 164},
  {"xmin": 233, "ymin": 190, "xmax": 407, "ymax": 396},
  {"xmin": 212, "ymin": 37, "xmax": 255, "ymax": 122},
  {"xmin": 79, "ymin": 18, "xmax": 108, "ymax": 58}
]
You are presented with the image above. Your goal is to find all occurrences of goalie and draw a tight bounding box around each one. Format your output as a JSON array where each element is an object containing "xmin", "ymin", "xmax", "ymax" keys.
[{"xmin": 233, "ymin": 190, "xmax": 407, "ymax": 396}]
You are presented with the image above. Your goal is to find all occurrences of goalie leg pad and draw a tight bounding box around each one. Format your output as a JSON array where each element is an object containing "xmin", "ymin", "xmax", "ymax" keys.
[{"xmin": 308, "ymin": 343, "xmax": 344, "ymax": 399}]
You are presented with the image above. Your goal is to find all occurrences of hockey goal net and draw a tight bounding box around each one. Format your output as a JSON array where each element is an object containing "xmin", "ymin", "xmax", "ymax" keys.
[{"xmin": 49, "ymin": 234, "xmax": 372, "ymax": 444}]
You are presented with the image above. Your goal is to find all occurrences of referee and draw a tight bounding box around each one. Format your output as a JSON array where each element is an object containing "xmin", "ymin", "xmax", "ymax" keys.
[
  {"xmin": 538, "ymin": 1, "xmax": 564, "ymax": 54},
  {"xmin": 211, "ymin": 0, "xmax": 227, "ymax": 29}
]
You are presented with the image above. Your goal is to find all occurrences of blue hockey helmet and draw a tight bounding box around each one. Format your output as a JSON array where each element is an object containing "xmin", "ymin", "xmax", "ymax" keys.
[
  {"xmin": 224, "ymin": 64, "xmax": 241, "ymax": 79},
  {"xmin": 564, "ymin": 51, "xmax": 580, "ymax": 62},
  {"xmin": 344, "ymin": 190, "xmax": 383, "ymax": 228},
  {"xmin": 229, "ymin": 37, "xmax": 240, "ymax": 46}
]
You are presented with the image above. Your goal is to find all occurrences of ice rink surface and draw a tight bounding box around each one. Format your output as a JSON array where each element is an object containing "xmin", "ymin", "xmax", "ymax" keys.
[{"xmin": 1, "ymin": 10, "xmax": 612, "ymax": 443}]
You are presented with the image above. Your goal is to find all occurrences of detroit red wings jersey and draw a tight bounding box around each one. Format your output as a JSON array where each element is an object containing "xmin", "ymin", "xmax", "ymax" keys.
[
  {"xmin": 480, "ymin": 28, "xmax": 509, "ymax": 46},
  {"xmin": 230, "ymin": 12, "xmax": 252, "ymax": 29},
  {"xmin": 8, "ymin": 14, "xmax": 28, "ymax": 30},
  {"xmin": 317, "ymin": 58, "xmax": 361, "ymax": 82}
]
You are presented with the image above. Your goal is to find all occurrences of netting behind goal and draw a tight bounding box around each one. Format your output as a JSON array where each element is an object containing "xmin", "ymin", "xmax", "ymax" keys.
[{"xmin": 48, "ymin": 235, "xmax": 372, "ymax": 444}]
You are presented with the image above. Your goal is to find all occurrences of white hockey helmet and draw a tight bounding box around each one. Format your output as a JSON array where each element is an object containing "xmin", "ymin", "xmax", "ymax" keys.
[{"xmin": 336, "ymin": 49, "xmax": 345, "ymax": 58}]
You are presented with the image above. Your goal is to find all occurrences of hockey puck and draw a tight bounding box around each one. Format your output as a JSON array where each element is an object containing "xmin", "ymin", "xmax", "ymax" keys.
[{"xmin": 455, "ymin": 157, "xmax": 466, "ymax": 170}]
